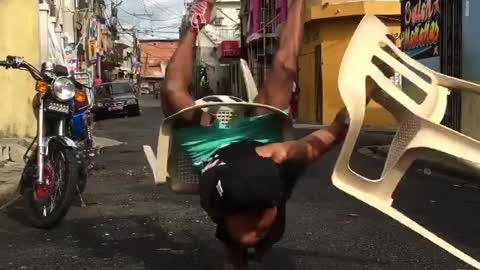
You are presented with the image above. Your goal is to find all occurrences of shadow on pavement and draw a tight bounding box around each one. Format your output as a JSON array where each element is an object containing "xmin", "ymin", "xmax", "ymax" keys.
[
  {"xmin": 345, "ymin": 137, "xmax": 480, "ymax": 262},
  {"xmin": 65, "ymin": 215, "xmax": 299, "ymax": 270}
]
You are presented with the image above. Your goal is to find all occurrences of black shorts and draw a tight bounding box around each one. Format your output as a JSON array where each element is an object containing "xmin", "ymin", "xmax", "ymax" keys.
[{"xmin": 198, "ymin": 141, "xmax": 305, "ymax": 249}]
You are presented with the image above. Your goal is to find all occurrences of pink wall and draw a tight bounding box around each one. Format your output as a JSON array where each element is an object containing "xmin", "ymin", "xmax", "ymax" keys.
[
  {"xmin": 252, "ymin": 0, "xmax": 260, "ymax": 33},
  {"xmin": 280, "ymin": 0, "xmax": 288, "ymax": 23},
  {"xmin": 246, "ymin": 0, "xmax": 287, "ymax": 34}
]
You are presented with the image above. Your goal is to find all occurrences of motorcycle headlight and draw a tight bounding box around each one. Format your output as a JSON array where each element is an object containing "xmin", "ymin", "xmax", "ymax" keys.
[{"xmin": 52, "ymin": 77, "xmax": 76, "ymax": 101}]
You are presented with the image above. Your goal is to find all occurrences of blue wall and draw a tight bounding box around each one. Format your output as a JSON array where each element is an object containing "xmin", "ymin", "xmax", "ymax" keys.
[
  {"xmin": 419, "ymin": 0, "xmax": 480, "ymax": 78},
  {"xmin": 419, "ymin": 56, "xmax": 440, "ymax": 72},
  {"xmin": 462, "ymin": 0, "xmax": 480, "ymax": 81}
]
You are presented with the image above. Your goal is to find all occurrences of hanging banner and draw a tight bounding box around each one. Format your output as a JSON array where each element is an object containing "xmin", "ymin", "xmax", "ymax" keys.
[
  {"xmin": 401, "ymin": 0, "xmax": 441, "ymax": 59},
  {"xmin": 89, "ymin": 17, "xmax": 98, "ymax": 39},
  {"xmin": 88, "ymin": 40, "xmax": 97, "ymax": 62}
]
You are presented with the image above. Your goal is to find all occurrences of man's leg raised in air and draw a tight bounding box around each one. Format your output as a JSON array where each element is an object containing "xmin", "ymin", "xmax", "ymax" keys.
[
  {"xmin": 161, "ymin": 0, "xmax": 215, "ymax": 124},
  {"xmin": 254, "ymin": 0, "xmax": 305, "ymax": 113},
  {"xmin": 221, "ymin": 2, "xmax": 306, "ymax": 268}
]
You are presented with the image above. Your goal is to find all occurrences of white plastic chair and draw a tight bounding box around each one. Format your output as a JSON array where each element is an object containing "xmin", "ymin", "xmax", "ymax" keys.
[
  {"xmin": 144, "ymin": 59, "xmax": 292, "ymax": 194},
  {"xmin": 333, "ymin": 15, "xmax": 480, "ymax": 269}
]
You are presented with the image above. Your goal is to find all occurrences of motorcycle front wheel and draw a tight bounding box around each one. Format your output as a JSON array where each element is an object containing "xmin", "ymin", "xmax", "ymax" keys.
[{"xmin": 23, "ymin": 142, "xmax": 79, "ymax": 229}]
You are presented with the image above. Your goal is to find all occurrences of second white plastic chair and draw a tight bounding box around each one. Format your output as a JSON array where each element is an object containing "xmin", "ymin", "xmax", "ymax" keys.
[{"xmin": 333, "ymin": 15, "xmax": 480, "ymax": 269}]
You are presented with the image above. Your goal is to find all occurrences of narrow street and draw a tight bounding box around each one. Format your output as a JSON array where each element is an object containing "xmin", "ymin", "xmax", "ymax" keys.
[{"xmin": 0, "ymin": 96, "xmax": 478, "ymax": 270}]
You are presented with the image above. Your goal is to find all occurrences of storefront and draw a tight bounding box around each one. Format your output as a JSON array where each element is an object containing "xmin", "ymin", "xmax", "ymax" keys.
[
  {"xmin": 297, "ymin": 1, "xmax": 401, "ymax": 128},
  {"xmin": 400, "ymin": 0, "xmax": 480, "ymax": 140}
]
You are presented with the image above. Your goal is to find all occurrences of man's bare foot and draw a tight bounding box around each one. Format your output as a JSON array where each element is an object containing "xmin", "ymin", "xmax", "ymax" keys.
[{"xmin": 189, "ymin": 0, "xmax": 216, "ymax": 30}]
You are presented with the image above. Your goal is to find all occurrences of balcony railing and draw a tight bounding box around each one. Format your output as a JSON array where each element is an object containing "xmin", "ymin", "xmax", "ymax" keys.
[{"xmin": 214, "ymin": 27, "xmax": 240, "ymax": 41}]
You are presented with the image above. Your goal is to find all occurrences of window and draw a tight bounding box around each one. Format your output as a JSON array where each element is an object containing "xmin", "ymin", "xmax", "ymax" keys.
[
  {"xmin": 213, "ymin": 16, "xmax": 225, "ymax": 26},
  {"xmin": 111, "ymin": 83, "xmax": 134, "ymax": 95},
  {"xmin": 96, "ymin": 85, "xmax": 111, "ymax": 98}
]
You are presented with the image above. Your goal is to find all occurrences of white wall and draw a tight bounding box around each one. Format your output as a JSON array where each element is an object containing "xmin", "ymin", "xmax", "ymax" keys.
[
  {"xmin": 62, "ymin": 0, "xmax": 76, "ymax": 46},
  {"xmin": 214, "ymin": 0, "xmax": 241, "ymax": 40},
  {"xmin": 181, "ymin": 0, "xmax": 240, "ymax": 94},
  {"xmin": 199, "ymin": 0, "xmax": 240, "ymax": 93},
  {"xmin": 39, "ymin": 0, "xmax": 75, "ymax": 65}
]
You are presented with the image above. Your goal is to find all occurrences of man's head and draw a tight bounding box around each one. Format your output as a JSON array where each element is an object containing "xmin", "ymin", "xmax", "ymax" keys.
[{"xmin": 200, "ymin": 141, "xmax": 286, "ymax": 246}]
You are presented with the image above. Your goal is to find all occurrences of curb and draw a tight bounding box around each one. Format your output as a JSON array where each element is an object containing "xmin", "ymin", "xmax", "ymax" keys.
[
  {"xmin": 0, "ymin": 187, "xmax": 19, "ymax": 209},
  {"xmin": 414, "ymin": 155, "xmax": 480, "ymax": 181},
  {"xmin": 0, "ymin": 138, "xmax": 29, "ymax": 208},
  {"xmin": 358, "ymin": 145, "xmax": 480, "ymax": 180},
  {"xmin": 0, "ymin": 136, "xmax": 120, "ymax": 208},
  {"xmin": 0, "ymin": 162, "xmax": 23, "ymax": 208}
]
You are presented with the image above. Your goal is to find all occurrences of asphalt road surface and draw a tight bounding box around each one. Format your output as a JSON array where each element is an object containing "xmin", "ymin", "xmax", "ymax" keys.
[{"xmin": 0, "ymin": 96, "xmax": 479, "ymax": 270}]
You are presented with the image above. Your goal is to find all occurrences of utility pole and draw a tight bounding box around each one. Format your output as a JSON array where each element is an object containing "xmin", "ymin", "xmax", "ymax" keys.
[{"xmin": 132, "ymin": 31, "xmax": 140, "ymax": 84}]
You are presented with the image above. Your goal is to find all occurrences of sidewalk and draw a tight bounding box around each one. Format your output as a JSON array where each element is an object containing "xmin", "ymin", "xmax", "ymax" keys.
[
  {"xmin": 0, "ymin": 138, "xmax": 28, "ymax": 207},
  {"xmin": 355, "ymin": 134, "xmax": 480, "ymax": 181},
  {"xmin": 0, "ymin": 136, "xmax": 123, "ymax": 207}
]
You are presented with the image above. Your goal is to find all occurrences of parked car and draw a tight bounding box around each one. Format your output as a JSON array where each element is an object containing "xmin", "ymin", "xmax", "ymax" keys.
[
  {"xmin": 139, "ymin": 86, "xmax": 152, "ymax": 95},
  {"xmin": 93, "ymin": 81, "xmax": 140, "ymax": 119}
]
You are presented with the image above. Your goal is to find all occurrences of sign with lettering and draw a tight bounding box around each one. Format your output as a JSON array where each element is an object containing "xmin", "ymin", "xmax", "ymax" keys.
[
  {"xmin": 401, "ymin": 0, "xmax": 441, "ymax": 59},
  {"xmin": 220, "ymin": 41, "xmax": 240, "ymax": 58}
]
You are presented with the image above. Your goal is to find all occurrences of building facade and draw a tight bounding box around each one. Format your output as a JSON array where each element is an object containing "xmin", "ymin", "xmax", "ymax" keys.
[
  {"xmin": 458, "ymin": 0, "xmax": 480, "ymax": 140},
  {"xmin": 0, "ymin": 0, "xmax": 118, "ymax": 138},
  {"xmin": 398, "ymin": 0, "xmax": 480, "ymax": 140},
  {"xmin": 181, "ymin": 0, "xmax": 242, "ymax": 98},
  {"xmin": 297, "ymin": 1, "xmax": 401, "ymax": 128},
  {"xmin": 0, "ymin": 0, "xmax": 40, "ymax": 137},
  {"xmin": 138, "ymin": 39, "xmax": 178, "ymax": 92},
  {"xmin": 239, "ymin": 0, "xmax": 288, "ymax": 89}
]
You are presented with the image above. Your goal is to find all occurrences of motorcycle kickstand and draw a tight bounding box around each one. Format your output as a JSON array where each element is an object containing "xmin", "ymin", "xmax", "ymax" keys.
[{"xmin": 76, "ymin": 185, "xmax": 87, "ymax": 208}]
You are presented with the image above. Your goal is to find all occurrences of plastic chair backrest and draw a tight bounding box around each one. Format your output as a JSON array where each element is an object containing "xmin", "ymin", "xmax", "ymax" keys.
[
  {"xmin": 160, "ymin": 97, "xmax": 292, "ymax": 194},
  {"xmin": 239, "ymin": 58, "xmax": 259, "ymax": 102},
  {"xmin": 143, "ymin": 57, "xmax": 262, "ymax": 187}
]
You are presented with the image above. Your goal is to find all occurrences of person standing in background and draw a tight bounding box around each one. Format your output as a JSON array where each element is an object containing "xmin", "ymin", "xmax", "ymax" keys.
[{"xmin": 93, "ymin": 75, "xmax": 102, "ymax": 88}]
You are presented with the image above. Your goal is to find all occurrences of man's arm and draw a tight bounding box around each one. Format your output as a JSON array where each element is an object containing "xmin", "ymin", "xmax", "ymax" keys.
[
  {"xmin": 160, "ymin": 28, "xmax": 198, "ymax": 118},
  {"xmin": 256, "ymin": 77, "xmax": 383, "ymax": 164},
  {"xmin": 255, "ymin": 107, "xmax": 348, "ymax": 163},
  {"xmin": 254, "ymin": 0, "xmax": 304, "ymax": 112},
  {"xmin": 291, "ymin": 109, "xmax": 349, "ymax": 161}
]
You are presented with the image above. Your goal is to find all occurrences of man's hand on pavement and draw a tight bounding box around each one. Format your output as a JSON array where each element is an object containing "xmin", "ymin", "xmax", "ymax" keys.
[{"xmin": 255, "ymin": 141, "xmax": 305, "ymax": 164}]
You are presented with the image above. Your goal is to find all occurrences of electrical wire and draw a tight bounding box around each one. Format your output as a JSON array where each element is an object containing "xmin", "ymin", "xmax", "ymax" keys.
[
  {"xmin": 114, "ymin": 0, "xmax": 181, "ymax": 39},
  {"xmin": 216, "ymin": 7, "xmax": 239, "ymax": 24},
  {"xmin": 144, "ymin": 0, "xmax": 182, "ymax": 17}
]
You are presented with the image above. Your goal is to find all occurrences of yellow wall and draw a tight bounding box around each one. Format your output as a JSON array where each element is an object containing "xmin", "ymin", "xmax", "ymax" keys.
[
  {"xmin": 298, "ymin": 50, "xmax": 316, "ymax": 123},
  {"xmin": 298, "ymin": 2, "xmax": 400, "ymax": 129},
  {"xmin": 0, "ymin": 0, "xmax": 39, "ymax": 137},
  {"xmin": 462, "ymin": 92, "xmax": 480, "ymax": 140}
]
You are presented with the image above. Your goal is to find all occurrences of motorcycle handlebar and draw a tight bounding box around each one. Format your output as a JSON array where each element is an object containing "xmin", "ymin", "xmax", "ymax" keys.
[{"xmin": 1, "ymin": 56, "xmax": 45, "ymax": 81}]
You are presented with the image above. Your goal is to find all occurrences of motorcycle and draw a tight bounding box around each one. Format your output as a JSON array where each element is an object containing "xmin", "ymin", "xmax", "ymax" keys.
[{"xmin": 0, "ymin": 56, "xmax": 92, "ymax": 228}]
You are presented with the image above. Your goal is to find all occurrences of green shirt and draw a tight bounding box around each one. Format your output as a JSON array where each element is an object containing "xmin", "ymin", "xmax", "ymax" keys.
[{"xmin": 172, "ymin": 110, "xmax": 288, "ymax": 170}]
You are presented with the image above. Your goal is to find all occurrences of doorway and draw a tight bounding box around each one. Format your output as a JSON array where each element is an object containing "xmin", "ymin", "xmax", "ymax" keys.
[
  {"xmin": 441, "ymin": 0, "xmax": 463, "ymax": 131},
  {"xmin": 315, "ymin": 45, "xmax": 323, "ymax": 123}
]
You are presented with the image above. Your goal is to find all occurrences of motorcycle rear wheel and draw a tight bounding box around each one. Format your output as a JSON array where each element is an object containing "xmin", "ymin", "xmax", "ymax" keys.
[{"xmin": 22, "ymin": 142, "xmax": 79, "ymax": 229}]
